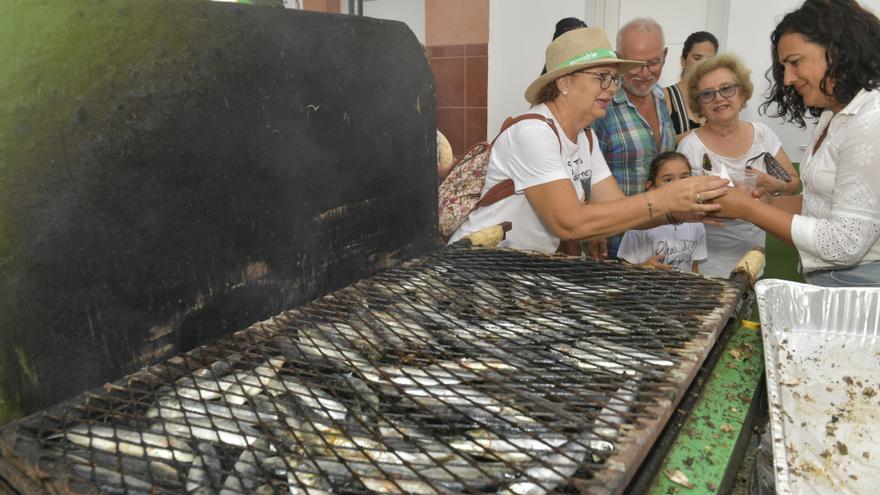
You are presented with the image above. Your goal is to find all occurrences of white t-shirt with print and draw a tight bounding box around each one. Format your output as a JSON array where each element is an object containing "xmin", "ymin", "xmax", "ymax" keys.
[
  {"xmin": 618, "ymin": 223, "xmax": 708, "ymax": 273},
  {"xmin": 677, "ymin": 122, "xmax": 781, "ymax": 277},
  {"xmin": 449, "ymin": 103, "xmax": 613, "ymax": 253}
]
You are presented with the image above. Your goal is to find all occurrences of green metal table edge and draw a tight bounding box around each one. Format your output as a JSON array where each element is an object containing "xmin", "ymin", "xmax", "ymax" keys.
[{"xmin": 646, "ymin": 322, "xmax": 765, "ymax": 494}]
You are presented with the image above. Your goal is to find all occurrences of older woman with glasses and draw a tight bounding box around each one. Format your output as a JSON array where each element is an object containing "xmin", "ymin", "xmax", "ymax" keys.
[
  {"xmin": 664, "ymin": 31, "xmax": 719, "ymax": 143},
  {"xmin": 449, "ymin": 28, "xmax": 729, "ymax": 254},
  {"xmin": 677, "ymin": 53, "xmax": 801, "ymax": 278}
]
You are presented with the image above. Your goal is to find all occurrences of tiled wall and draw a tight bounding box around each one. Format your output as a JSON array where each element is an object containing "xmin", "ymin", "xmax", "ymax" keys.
[
  {"xmin": 427, "ymin": 44, "xmax": 487, "ymax": 157},
  {"xmin": 426, "ymin": 0, "xmax": 489, "ymax": 157},
  {"xmin": 302, "ymin": 0, "xmax": 340, "ymax": 12},
  {"xmin": 425, "ymin": 0, "xmax": 488, "ymax": 46}
]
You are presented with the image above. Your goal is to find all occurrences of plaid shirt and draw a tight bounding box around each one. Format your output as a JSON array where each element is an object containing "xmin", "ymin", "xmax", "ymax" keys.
[{"xmin": 592, "ymin": 85, "xmax": 676, "ymax": 256}]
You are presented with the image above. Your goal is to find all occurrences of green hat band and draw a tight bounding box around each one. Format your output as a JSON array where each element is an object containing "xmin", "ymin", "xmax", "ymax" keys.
[{"xmin": 553, "ymin": 48, "xmax": 618, "ymax": 71}]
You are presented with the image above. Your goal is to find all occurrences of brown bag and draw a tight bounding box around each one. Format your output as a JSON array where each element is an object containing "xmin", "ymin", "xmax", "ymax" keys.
[
  {"xmin": 438, "ymin": 116, "xmax": 593, "ymax": 247},
  {"xmin": 439, "ymin": 114, "xmax": 586, "ymax": 241}
]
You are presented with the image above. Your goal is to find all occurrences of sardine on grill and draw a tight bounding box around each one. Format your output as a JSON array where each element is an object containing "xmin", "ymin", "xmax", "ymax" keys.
[
  {"xmin": 499, "ymin": 432, "xmax": 591, "ymax": 495},
  {"xmin": 63, "ymin": 449, "xmax": 183, "ymax": 491},
  {"xmin": 186, "ymin": 441, "xmax": 223, "ymax": 494},
  {"xmin": 219, "ymin": 438, "xmax": 274, "ymax": 493},
  {"xmin": 61, "ymin": 424, "xmax": 196, "ymax": 463},
  {"xmin": 152, "ymin": 415, "xmax": 263, "ymax": 449},
  {"xmin": 147, "ymin": 396, "xmax": 279, "ymax": 424},
  {"xmin": 65, "ymin": 453, "xmax": 155, "ymax": 493}
]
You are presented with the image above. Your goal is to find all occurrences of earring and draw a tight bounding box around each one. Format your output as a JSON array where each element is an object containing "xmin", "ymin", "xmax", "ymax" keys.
[{"xmin": 562, "ymin": 90, "xmax": 569, "ymax": 96}]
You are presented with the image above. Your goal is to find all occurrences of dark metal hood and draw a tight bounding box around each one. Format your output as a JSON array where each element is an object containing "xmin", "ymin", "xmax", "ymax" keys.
[{"xmin": 0, "ymin": 0, "xmax": 437, "ymax": 423}]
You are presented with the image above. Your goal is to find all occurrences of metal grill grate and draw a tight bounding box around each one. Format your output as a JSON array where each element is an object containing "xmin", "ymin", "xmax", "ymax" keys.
[{"xmin": 0, "ymin": 246, "xmax": 741, "ymax": 494}]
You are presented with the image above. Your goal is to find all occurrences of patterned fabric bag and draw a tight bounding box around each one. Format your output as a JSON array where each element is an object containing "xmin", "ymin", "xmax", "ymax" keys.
[{"xmin": 437, "ymin": 114, "xmax": 559, "ymax": 241}]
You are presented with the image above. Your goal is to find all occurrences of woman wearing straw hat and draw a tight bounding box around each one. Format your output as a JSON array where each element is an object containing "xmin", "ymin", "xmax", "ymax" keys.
[{"xmin": 449, "ymin": 27, "xmax": 729, "ymax": 253}]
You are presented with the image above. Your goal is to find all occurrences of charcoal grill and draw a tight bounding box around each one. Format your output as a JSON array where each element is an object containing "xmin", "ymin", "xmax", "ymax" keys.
[
  {"xmin": 1, "ymin": 1, "xmax": 761, "ymax": 494},
  {"xmin": 0, "ymin": 246, "xmax": 748, "ymax": 494}
]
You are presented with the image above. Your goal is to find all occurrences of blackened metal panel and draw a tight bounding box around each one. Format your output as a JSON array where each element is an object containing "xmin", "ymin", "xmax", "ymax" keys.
[{"xmin": 0, "ymin": 0, "xmax": 437, "ymax": 423}]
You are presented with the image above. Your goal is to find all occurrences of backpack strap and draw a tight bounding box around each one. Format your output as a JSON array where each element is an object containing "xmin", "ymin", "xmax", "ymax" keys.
[
  {"xmin": 476, "ymin": 179, "xmax": 515, "ymax": 207},
  {"xmin": 476, "ymin": 114, "xmax": 563, "ymax": 208},
  {"xmin": 494, "ymin": 113, "xmax": 561, "ymax": 150}
]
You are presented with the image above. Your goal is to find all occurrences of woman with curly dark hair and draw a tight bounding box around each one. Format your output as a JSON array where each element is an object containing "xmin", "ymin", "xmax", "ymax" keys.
[{"xmin": 716, "ymin": 0, "xmax": 880, "ymax": 287}]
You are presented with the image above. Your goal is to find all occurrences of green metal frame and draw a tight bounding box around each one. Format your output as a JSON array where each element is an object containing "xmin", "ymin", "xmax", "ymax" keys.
[{"xmin": 646, "ymin": 323, "xmax": 765, "ymax": 494}]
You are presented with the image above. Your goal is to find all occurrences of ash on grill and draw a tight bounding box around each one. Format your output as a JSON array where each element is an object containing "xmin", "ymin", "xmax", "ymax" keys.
[{"xmin": 0, "ymin": 247, "xmax": 739, "ymax": 494}]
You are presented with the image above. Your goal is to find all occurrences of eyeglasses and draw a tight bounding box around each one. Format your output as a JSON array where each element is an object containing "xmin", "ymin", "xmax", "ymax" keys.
[
  {"xmin": 696, "ymin": 83, "xmax": 740, "ymax": 104},
  {"xmin": 628, "ymin": 58, "xmax": 664, "ymax": 74},
  {"xmin": 574, "ymin": 70, "xmax": 623, "ymax": 90}
]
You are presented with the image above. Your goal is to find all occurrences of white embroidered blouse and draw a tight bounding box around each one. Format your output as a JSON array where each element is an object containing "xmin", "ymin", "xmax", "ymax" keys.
[{"xmin": 791, "ymin": 88, "xmax": 880, "ymax": 273}]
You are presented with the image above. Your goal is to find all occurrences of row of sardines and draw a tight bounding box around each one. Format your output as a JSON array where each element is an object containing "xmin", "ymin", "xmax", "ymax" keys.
[{"xmin": 19, "ymin": 260, "xmax": 731, "ymax": 494}]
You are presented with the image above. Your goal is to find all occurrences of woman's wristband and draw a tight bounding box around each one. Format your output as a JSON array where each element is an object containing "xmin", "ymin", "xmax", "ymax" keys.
[
  {"xmin": 642, "ymin": 192, "xmax": 654, "ymax": 221},
  {"xmin": 666, "ymin": 212, "xmax": 683, "ymax": 225}
]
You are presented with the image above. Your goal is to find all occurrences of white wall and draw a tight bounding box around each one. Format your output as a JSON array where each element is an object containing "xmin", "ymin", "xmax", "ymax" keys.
[
  {"xmin": 361, "ymin": 0, "xmax": 426, "ymax": 43},
  {"xmin": 487, "ymin": 0, "xmax": 587, "ymax": 136},
  {"xmin": 727, "ymin": 0, "xmax": 880, "ymax": 162},
  {"xmin": 724, "ymin": 0, "xmax": 810, "ymax": 162},
  {"xmin": 615, "ymin": 0, "xmax": 719, "ymax": 87},
  {"xmin": 281, "ymin": 0, "xmax": 426, "ymax": 44}
]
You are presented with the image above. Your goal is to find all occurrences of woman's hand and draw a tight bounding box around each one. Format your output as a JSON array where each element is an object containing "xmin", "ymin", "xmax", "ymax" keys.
[
  {"xmin": 750, "ymin": 168, "xmax": 786, "ymax": 198},
  {"xmin": 652, "ymin": 175, "xmax": 730, "ymax": 214},
  {"xmin": 642, "ymin": 253, "xmax": 672, "ymax": 270},
  {"xmin": 586, "ymin": 238, "xmax": 608, "ymax": 261},
  {"xmin": 712, "ymin": 187, "xmax": 758, "ymax": 219},
  {"xmin": 751, "ymin": 168, "xmax": 773, "ymax": 191},
  {"xmin": 672, "ymin": 211, "xmax": 725, "ymax": 226}
]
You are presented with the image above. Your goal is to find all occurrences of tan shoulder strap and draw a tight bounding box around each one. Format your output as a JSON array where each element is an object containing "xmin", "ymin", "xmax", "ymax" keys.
[
  {"xmin": 475, "ymin": 113, "xmax": 565, "ymax": 209},
  {"xmin": 493, "ymin": 113, "xmax": 562, "ymax": 152}
]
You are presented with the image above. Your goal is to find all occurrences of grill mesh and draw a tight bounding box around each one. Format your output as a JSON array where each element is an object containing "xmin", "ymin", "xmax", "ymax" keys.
[{"xmin": 0, "ymin": 246, "xmax": 741, "ymax": 494}]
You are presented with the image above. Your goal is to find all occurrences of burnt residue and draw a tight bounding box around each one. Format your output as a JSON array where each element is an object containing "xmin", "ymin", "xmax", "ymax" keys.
[
  {"xmin": 0, "ymin": 0, "xmax": 436, "ymax": 422},
  {"xmin": 0, "ymin": 247, "xmax": 740, "ymax": 494}
]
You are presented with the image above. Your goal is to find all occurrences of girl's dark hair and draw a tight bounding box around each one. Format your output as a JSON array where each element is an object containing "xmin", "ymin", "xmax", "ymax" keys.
[
  {"xmin": 647, "ymin": 151, "xmax": 691, "ymax": 185},
  {"xmin": 681, "ymin": 31, "xmax": 719, "ymax": 59},
  {"xmin": 761, "ymin": 0, "xmax": 880, "ymax": 127}
]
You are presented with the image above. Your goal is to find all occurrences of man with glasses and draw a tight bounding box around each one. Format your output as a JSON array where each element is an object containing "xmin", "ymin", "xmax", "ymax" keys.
[{"xmin": 592, "ymin": 17, "xmax": 676, "ymax": 258}]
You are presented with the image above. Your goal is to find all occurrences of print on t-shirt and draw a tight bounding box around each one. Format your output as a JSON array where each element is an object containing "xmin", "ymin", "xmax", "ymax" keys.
[
  {"xmin": 578, "ymin": 170, "xmax": 592, "ymax": 204},
  {"xmin": 654, "ymin": 238, "xmax": 700, "ymax": 271}
]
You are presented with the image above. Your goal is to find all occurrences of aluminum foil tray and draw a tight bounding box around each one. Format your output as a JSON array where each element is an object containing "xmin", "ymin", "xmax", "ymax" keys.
[{"xmin": 755, "ymin": 279, "xmax": 880, "ymax": 495}]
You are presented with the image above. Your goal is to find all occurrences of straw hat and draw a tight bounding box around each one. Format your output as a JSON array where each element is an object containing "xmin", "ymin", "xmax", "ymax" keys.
[{"xmin": 525, "ymin": 27, "xmax": 643, "ymax": 104}]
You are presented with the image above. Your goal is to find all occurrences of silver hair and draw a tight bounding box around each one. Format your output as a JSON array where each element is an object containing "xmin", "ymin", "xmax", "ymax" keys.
[{"xmin": 616, "ymin": 17, "xmax": 665, "ymax": 53}]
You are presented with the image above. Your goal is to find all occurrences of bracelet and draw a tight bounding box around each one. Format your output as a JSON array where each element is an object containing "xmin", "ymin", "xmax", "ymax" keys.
[
  {"xmin": 666, "ymin": 212, "xmax": 683, "ymax": 225},
  {"xmin": 642, "ymin": 192, "xmax": 654, "ymax": 221},
  {"xmin": 772, "ymin": 179, "xmax": 785, "ymax": 196}
]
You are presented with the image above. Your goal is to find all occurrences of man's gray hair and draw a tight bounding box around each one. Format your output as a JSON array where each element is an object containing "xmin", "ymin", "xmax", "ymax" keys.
[{"xmin": 616, "ymin": 17, "xmax": 665, "ymax": 52}]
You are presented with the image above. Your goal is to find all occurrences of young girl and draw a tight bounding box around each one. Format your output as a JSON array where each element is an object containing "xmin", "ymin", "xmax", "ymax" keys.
[{"xmin": 618, "ymin": 152, "xmax": 708, "ymax": 273}]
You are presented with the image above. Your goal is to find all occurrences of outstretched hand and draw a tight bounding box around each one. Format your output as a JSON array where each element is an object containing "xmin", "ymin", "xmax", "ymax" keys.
[
  {"xmin": 673, "ymin": 211, "xmax": 725, "ymax": 227},
  {"xmin": 586, "ymin": 238, "xmax": 608, "ymax": 261},
  {"xmin": 654, "ymin": 175, "xmax": 730, "ymax": 215},
  {"xmin": 642, "ymin": 253, "xmax": 672, "ymax": 271},
  {"xmin": 711, "ymin": 186, "xmax": 757, "ymax": 219}
]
